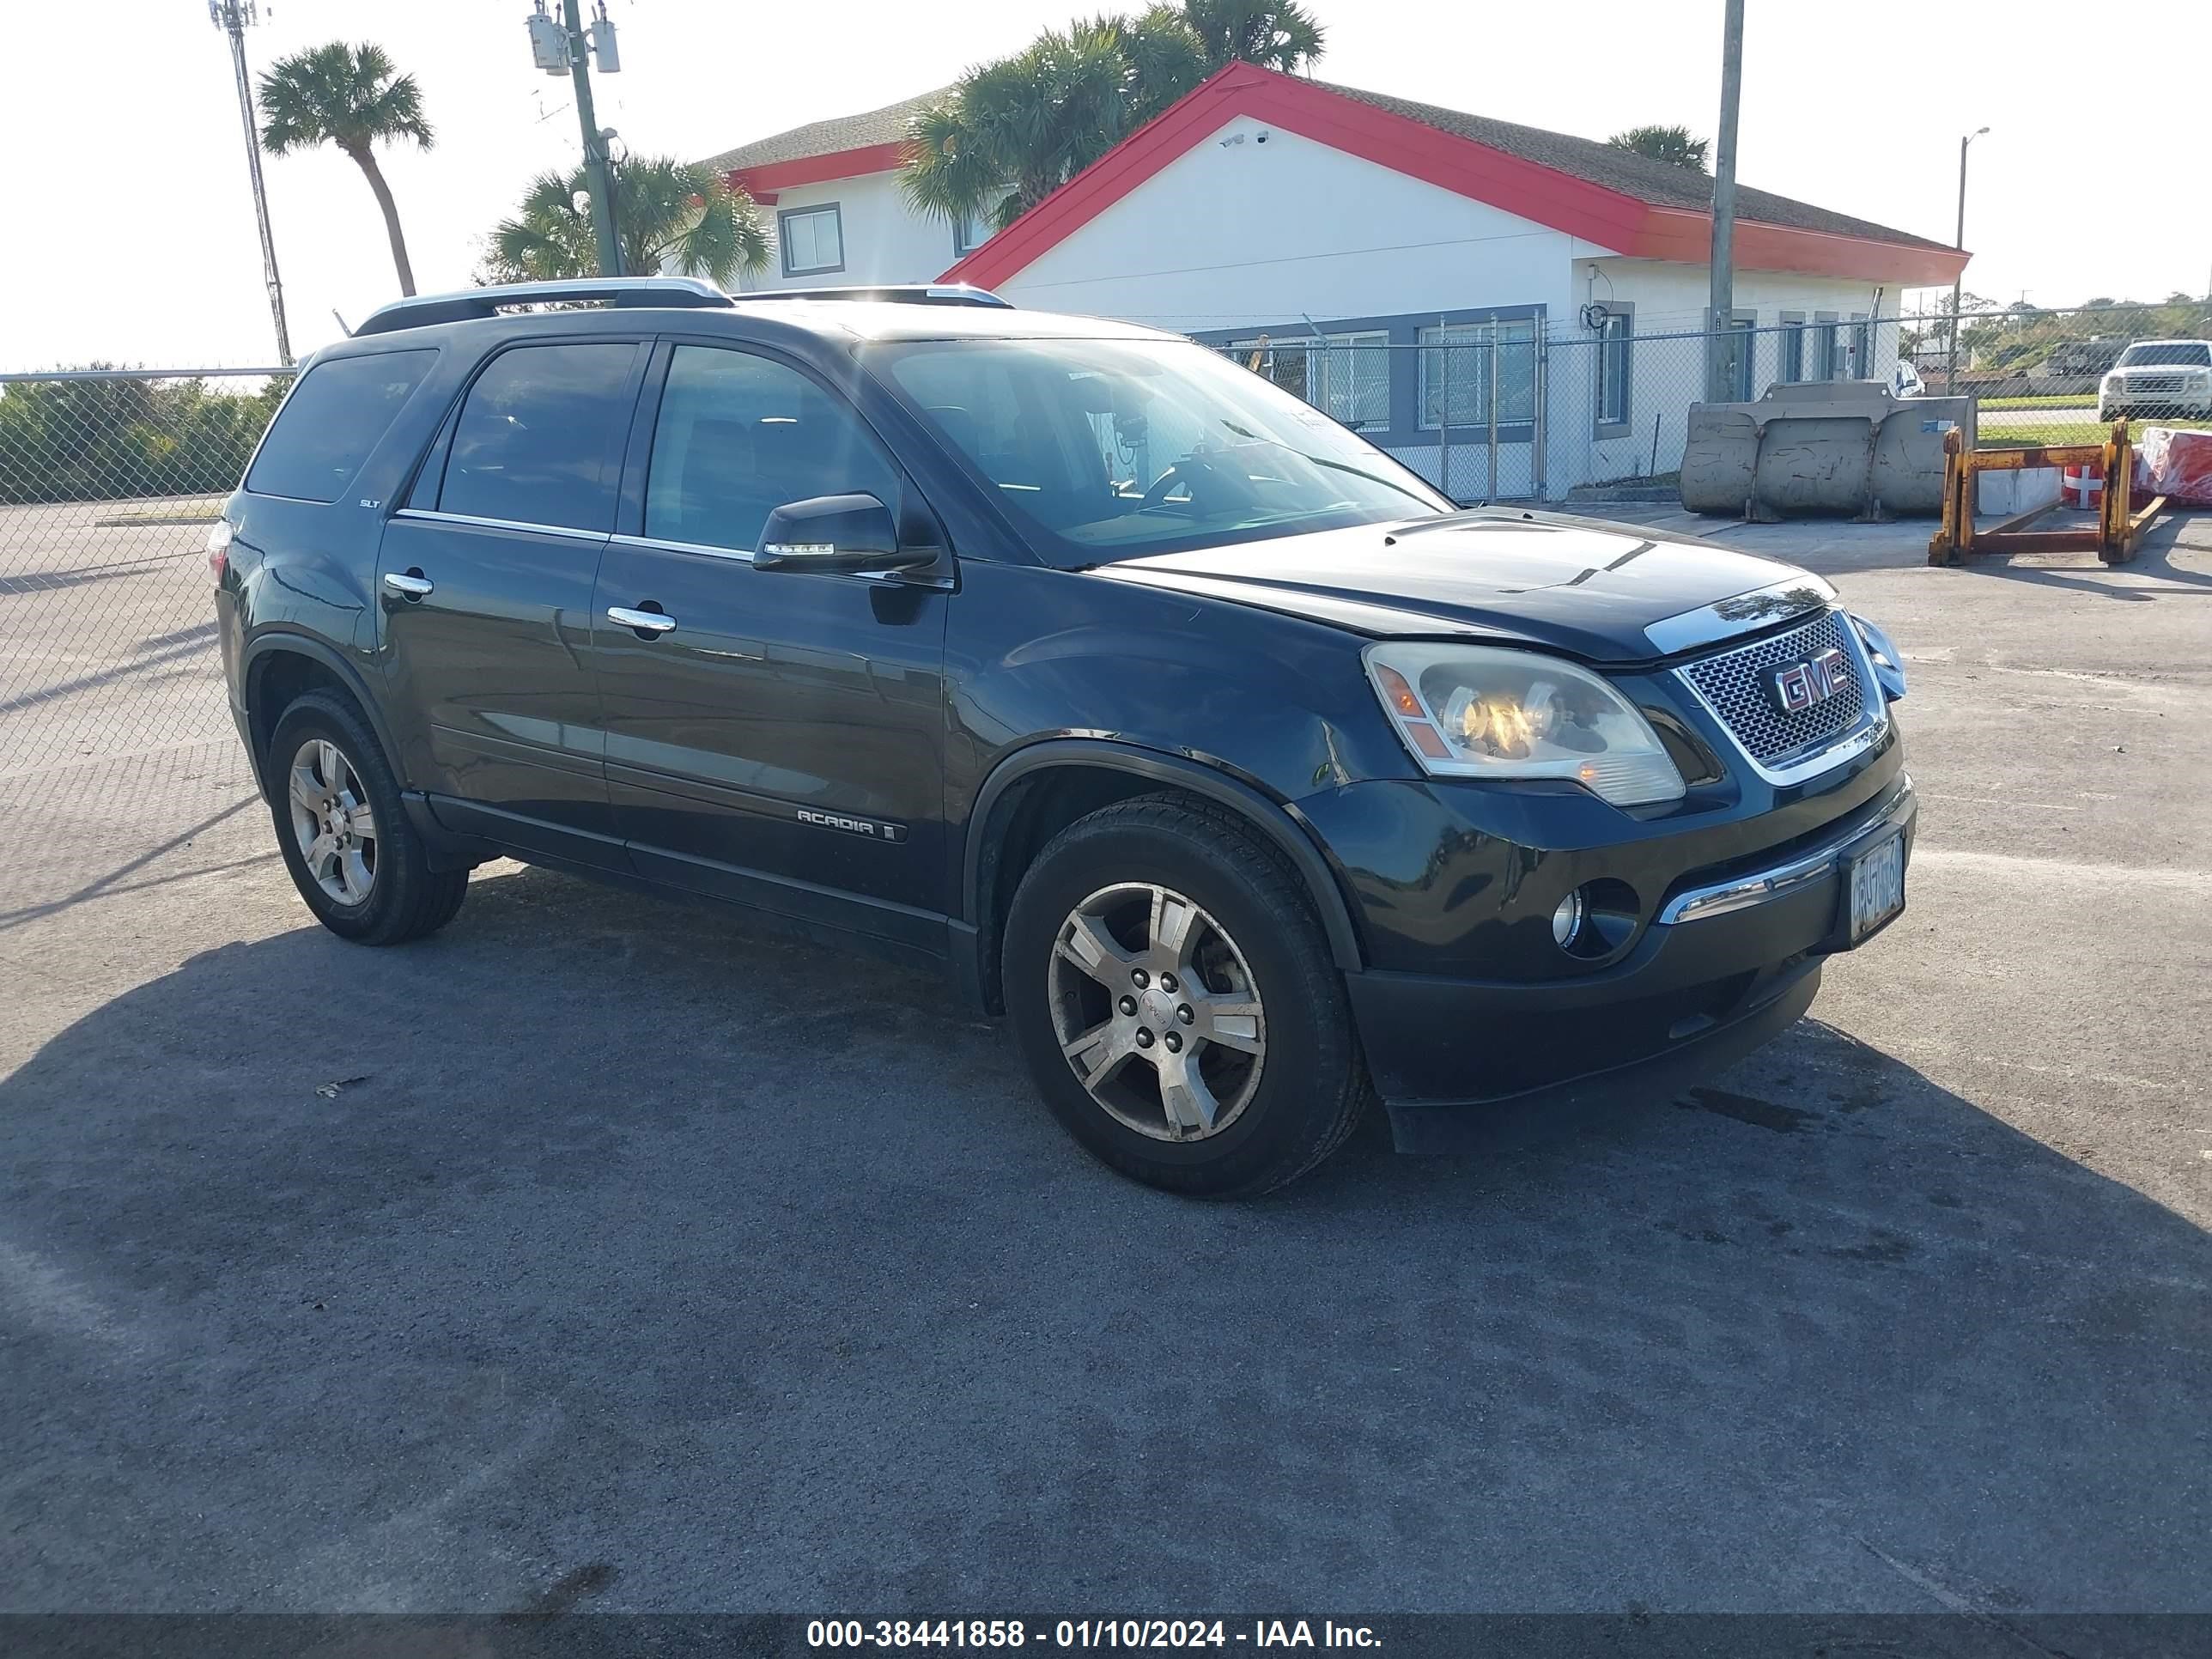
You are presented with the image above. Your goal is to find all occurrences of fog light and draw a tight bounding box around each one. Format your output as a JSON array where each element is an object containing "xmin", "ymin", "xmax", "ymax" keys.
[{"xmin": 1552, "ymin": 890, "xmax": 1586, "ymax": 949}]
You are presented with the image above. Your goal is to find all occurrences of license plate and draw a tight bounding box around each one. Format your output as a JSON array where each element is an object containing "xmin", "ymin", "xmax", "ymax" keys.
[{"xmin": 1846, "ymin": 830, "xmax": 1906, "ymax": 944}]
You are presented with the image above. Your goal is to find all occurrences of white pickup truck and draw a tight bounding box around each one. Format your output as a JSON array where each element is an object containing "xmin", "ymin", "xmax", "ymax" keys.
[{"xmin": 2099, "ymin": 339, "xmax": 2212, "ymax": 421}]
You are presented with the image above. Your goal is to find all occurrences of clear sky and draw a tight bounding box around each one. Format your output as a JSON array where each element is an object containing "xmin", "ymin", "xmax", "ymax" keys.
[{"xmin": 9, "ymin": 0, "xmax": 2203, "ymax": 371}]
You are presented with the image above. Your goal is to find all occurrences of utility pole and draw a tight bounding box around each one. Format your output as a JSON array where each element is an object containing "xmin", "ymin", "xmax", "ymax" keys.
[
  {"xmin": 210, "ymin": 1, "xmax": 292, "ymax": 364},
  {"xmin": 564, "ymin": 0, "xmax": 623, "ymax": 276},
  {"xmin": 527, "ymin": 2, "xmax": 623, "ymax": 276},
  {"xmin": 1705, "ymin": 0, "xmax": 1744, "ymax": 403},
  {"xmin": 1949, "ymin": 127, "xmax": 1988, "ymax": 394}
]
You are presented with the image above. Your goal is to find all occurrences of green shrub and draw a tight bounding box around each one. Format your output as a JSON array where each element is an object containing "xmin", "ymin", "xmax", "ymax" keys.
[{"xmin": 0, "ymin": 371, "xmax": 288, "ymax": 505}]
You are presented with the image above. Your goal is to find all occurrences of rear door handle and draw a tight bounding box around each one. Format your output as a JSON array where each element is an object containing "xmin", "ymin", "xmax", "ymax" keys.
[
  {"xmin": 382, "ymin": 571, "xmax": 434, "ymax": 599},
  {"xmin": 607, "ymin": 605, "xmax": 677, "ymax": 635}
]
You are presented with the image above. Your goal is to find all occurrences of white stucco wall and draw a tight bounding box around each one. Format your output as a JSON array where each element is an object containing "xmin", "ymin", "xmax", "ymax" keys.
[
  {"xmin": 732, "ymin": 169, "xmax": 973, "ymax": 291},
  {"xmin": 993, "ymin": 117, "xmax": 1611, "ymax": 331},
  {"xmin": 1548, "ymin": 260, "xmax": 1906, "ymax": 492}
]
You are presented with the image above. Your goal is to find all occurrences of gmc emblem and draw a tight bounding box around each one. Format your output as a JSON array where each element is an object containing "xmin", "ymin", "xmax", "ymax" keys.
[{"xmin": 1762, "ymin": 647, "xmax": 1852, "ymax": 714}]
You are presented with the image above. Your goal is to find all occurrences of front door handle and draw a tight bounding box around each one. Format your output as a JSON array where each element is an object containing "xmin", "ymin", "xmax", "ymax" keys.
[
  {"xmin": 382, "ymin": 570, "xmax": 434, "ymax": 599},
  {"xmin": 607, "ymin": 605, "xmax": 677, "ymax": 635}
]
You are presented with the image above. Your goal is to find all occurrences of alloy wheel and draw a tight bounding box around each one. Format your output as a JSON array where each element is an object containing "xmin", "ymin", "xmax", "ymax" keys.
[
  {"xmin": 287, "ymin": 737, "xmax": 378, "ymax": 905},
  {"xmin": 1047, "ymin": 882, "xmax": 1267, "ymax": 1142}
]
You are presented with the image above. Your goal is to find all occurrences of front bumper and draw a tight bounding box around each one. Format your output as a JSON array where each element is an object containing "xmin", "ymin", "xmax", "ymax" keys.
[
  {"xmin": 1341, "ymin": 775, "xmax": 1916, "ymax": 1151},
  {"xmin": 2103, "ymin": 385, "xmax": 2212, "ymax": 416}
]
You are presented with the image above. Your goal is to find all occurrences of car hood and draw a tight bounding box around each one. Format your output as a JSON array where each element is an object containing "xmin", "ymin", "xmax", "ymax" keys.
[
  {"xmin": 2113, "ymin": 362, "xmax": 2210, "ymax": 377},
  {"xmin": 1090, "ymin": 511, "xmax": 1834, "ymax": 665}
]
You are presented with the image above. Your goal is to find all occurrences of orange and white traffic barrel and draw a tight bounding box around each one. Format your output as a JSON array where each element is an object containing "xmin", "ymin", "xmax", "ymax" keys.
[{"xmin": 2061, "ymin": 463, "xmax": 2104, "ymax": 508}]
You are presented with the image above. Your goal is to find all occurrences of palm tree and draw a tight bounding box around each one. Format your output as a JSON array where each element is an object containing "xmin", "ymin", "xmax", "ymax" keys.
[
  {"xmin": 259, "ymin": 42, "xmax": 434, "ymax": 296},
  {"xmin": 1179, "ymin": 0, "xmax": 1324, "ymax": 73},
  {"xmin": 1606, "ymin": 124, "xmax": 1710, "ymax": 173},
  {"xmin": 903, "ymin": 1, "xmax": 1320, "ymax": 236},
  {"xmin": 483, "ymin": 156, "xmax": 769, "ymax": 287}
]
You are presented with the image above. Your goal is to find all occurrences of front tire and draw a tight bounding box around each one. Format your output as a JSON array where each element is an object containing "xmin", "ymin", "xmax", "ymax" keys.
[
  {"xmin": 1003, "ymin": 794, "xmax": 1365, "ymax": 1196},
  {"xmin": 267, "ymin": 690, "xmax": 468, "ymax": 945}
]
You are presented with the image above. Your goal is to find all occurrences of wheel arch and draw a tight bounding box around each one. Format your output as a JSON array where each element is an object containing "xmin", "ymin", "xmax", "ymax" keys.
[
  {"xmin": 960, "ymin": 739, "xmax": 1364, "ymax": 1015},
  {"xmin": 240, "ymin": 632, "xmax": 398, "ymax": 785}
]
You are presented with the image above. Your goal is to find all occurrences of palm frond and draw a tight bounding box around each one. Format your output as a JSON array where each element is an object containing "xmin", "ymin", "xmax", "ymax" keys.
[
  {"xmin": 1179, "ymin": 0, "xmax": 1326, "ymax": 72},
  {"xmin": 894, "ymin": 0, "xmax": 1326, "ymax": 241},
  {"xmin": 258, "ymin": 40, "xmax": 434, "ymax": 155},
  {"xmin": 481, "ymin": 158, "xmax": 769, "ymax": 284},
  {"xmin": 902, "ymin": 98, "xmax": 1009, "ymax": 224}
]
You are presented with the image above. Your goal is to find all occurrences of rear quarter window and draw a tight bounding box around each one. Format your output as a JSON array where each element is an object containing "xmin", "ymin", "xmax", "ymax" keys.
[{"xmin": 245, "ymin": 349, "xmax": 437, "ymax": 502}]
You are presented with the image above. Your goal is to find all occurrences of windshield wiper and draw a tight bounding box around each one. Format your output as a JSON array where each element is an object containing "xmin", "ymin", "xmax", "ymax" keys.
[{"xmin": 1206, "ymin": 436, "xmax": 1439, "ymax": 508}]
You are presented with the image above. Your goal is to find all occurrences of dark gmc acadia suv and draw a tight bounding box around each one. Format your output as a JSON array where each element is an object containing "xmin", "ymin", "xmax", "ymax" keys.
[{"xmin": 213, "ymin": 277, "xmax": 1914, "ymax": 1196}]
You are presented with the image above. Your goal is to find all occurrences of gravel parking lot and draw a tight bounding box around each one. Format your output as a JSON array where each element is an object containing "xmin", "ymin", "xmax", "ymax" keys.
[{"xmin": 3, "ymin": 510, "xmax": 2208, "ymax": 1614}]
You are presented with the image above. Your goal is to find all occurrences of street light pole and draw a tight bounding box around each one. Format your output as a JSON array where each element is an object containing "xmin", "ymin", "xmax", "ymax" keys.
[
  {"xmin": 1949, "ymin": 125, "xmax": 1987, "ymax": 394},
  {"xmin": 562, "ymin": 0, "xmax": 623, "ymax": 277},
  {"xmin": 210, "ymin": 1, "xmax": 292, "ymax": 364},
  {"xmin": 1706, "ymin": 0, "xmax": 1744, "ymax": 403}
]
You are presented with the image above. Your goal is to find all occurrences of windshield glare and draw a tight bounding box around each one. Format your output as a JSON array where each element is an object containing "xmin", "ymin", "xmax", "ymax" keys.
[
  {"xmin": 2118, "ymin": 343, "xmax": 2211, "ymax": 368},
  {"xmin": 872, "ymin": 337, "xmax": 1449, "ymax": 563}
]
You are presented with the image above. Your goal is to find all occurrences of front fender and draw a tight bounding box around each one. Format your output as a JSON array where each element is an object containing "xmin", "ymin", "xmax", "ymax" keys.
[{"xmin": 961, "ymin": 737, "xmax": 1366, "ymax": 974}]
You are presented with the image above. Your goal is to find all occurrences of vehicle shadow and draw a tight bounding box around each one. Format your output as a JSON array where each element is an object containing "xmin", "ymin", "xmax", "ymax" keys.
[{"xmin": 5, "ymin": 860, "xmax": 2208, "ymax": 1613}]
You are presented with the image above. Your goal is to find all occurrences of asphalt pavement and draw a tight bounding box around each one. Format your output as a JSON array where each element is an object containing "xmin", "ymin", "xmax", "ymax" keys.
[{"xmin": 3, "ymin": 511, "xmax": 2208, "ymax": 1614}]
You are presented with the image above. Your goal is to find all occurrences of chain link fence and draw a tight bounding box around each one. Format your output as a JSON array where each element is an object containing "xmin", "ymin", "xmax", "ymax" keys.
[
  {"xmin": 0, "ymin": 367, "xmax": 290, "ymax": 779},
  {"xmin": 3, "ymin": 299, "xmax": 2206, "ymax": 779}
]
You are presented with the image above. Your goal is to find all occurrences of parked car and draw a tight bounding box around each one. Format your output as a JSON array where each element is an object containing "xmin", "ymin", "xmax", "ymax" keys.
[
  {"xmin": 2100, "ymin": 339, "xmax": 2212, "ymax": 421},
  {"xmin": 213, "ymin": 278, "xmax": 1914, "ymax": 1196},
  {"xmin": 2046, "ymin": 337, "xmax": 2125, "ymax": 384}
]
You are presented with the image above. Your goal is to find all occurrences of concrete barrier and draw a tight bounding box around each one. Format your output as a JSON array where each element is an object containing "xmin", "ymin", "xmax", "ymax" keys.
[{"xmin": 1682, "ymin": 382, "xmax": 1974, "ymax": 520}]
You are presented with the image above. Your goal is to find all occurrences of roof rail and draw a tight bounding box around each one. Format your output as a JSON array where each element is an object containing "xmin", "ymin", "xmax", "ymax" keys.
[
  {"xmin": 349, "ymin": 276, "xmax": 735, "ymax": 337},
  {"xmin": 726, "ymin": 283, "xmax": 1012, "ymax": 309}
]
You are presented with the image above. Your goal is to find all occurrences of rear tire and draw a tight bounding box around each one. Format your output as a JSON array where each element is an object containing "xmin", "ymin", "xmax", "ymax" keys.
[
  {"xmin": 267, "ymin": 690, "xmax": 468, "ymax": 945},
  {"xmin": 1003, "ymin": 793, "xmax": 1364, "ymax": 1196}
]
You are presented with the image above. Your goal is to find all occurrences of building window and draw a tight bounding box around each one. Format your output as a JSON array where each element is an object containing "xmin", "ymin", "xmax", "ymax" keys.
[
  {"xmin": 1233, "ymin": 331, "xmax": 1390, "ymax": 429},
  {"xmin": 778, "ymin": 204, "xmax": 843, "ymax": 276},
  {"xmin": 1812, "ymin": 312, "xmax": 1839, "ymax": 380},
  {"xmin": 1595, "ymin": 307, "xmax": 1632, "ymax": 432},
  {"xmin": 951, "ymin": 187, "xmax": 1013, "ymax": 258},
  {"xmin": 1849, "ymin": 313, "xmax": 1872, "ymax": 380},
  {"xmin": 952, "ymin": 207, "xmax": 992, "ymax": 257},
  {"xmin": 1778, "ymin": 312, "xmax": 1806, "ymax": 383},
  {"xmin": 1419, "ymin": 318, "xmax": 1536, "ymax": 428}
]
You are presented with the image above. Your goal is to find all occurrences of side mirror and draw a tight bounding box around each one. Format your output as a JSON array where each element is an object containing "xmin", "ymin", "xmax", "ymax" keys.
[{"xmin": 754, "ymin": 493, "xmax": 929, "ymax": 574}]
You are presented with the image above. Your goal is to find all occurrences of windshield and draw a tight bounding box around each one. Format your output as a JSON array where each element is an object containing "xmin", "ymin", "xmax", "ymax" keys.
[
  {"xmin": 870, "ymin": 336, "xmax": 1449, "ymax": 564},
  {"xmin": 2118, "ymin": 343, "xmax": 2212, "ymax": 368}
]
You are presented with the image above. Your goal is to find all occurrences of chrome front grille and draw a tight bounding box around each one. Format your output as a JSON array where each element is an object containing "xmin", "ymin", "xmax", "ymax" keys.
[
  {"xmin": 1678, "ymin": 609, "xmax": 1875, "ymax": 770},
  {"xmin": 2124, "ymin": 373, "xmax": 2187, "ymax": 397}
]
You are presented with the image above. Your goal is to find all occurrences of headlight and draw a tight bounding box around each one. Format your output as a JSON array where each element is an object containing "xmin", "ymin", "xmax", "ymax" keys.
[
  {"xmin": 1850, "ymin": 612, "xmax": 1906, "ymax": 702},
  {"xmin": 1363, "ymin": 642, "xmax": 1685, "ymax": 806},
  {"xmin": 2101, "ymin": 374, "xmax": 2122, "ymax": 391}
]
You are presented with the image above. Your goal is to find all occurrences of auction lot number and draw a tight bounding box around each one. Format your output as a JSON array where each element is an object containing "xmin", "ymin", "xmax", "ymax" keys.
[{"xmin": 809, "ymin": 1621, "xmax": 1235, "ymax": 1648}]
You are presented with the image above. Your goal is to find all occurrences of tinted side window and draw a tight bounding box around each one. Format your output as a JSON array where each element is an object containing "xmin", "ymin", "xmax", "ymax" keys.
[
  {"xmin": 644, "ymin": 346, "xmax": 900, "ymax": 552},
  {"xmin": 245, "ymin": 349, "xmax": 435, "ymax": 502},
  {"xmin": 440, "ymin": 343, "xmax": 637, "ymax": 532}
]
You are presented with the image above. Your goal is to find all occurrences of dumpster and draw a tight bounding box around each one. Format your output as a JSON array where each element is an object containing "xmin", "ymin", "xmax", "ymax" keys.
[{"xmin": 1680, "ymin": 380, "xmax": 1976, "ymax": 519}]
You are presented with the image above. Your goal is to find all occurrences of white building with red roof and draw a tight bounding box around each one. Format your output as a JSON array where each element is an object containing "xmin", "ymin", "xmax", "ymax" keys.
[{"xmin": 704, "ymin": 64, "xmax": 1968, "ymax": 498}]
